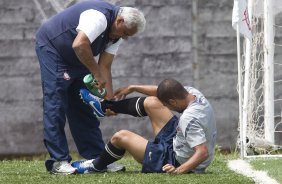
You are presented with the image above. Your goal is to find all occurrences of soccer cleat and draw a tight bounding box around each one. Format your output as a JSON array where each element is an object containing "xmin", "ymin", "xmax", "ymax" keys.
[
  {"xmin": 71, "ymin": 159, "xmax": 106, "ymax": 174},
  {"xmin": 80, "ymin": 88, "xmax": 105, "ymax": 118},
  {"xmin": 46, "ymin": 160, "xmax": 77, "ymax": 175}
]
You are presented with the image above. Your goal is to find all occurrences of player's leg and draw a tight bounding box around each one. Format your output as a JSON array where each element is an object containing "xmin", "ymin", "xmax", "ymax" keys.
[
  {"xmin": 109, "ymin": 130, "xmax": 148, "ymax": 163},
  {"xmin": 35, "ymin": 44, "xmax": 75, "ymax": 174},
  {"xmin": 72, "ymin": 129, "xmax": 148, "ymax": 173},
  {"xmin": 79, "ymin": 88, "xmax": 148, "ymax": 118},
  {"xmin": 143, "ymin": 96, "xmax": 174, "ymax": 136},
  {"xmin": 105, "ymin": 95, "xmax": 174, "ymax": 135},
  {"xmin": 67, "ymin": 78, "xmax": 105, "ymax": 159},
  {"xmin": 80, "ymin": 89, "xmax": 174, "ymax": 135},
  {"xmin": 92, "ymin": 130, "xmax": 148, "ymax": 171},
  {"xmin": 73, "ymin": 114, "xmax": 178, "ymax": 174}
]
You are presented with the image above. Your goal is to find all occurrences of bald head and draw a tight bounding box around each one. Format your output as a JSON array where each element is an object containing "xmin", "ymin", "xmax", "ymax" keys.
[{"xmin": 156, "ymin": 79, "xmax": 188, "ymax": 104}]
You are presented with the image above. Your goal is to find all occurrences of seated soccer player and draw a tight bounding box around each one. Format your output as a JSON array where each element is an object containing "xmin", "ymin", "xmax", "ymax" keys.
[{"xmin": 72, "ymin": 78, "xmax": 217, "ymax": 174}]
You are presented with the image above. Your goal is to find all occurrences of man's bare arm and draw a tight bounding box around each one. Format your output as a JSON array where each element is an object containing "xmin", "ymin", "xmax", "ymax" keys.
[
  {"xmin": 128, "ymin": 85, "xmax": 158, "ymax": 96},
  {"xmin": 113, "ymin": 85, "xmax": 158, "ymax": 100},
  {"xmin": 163, "ymin": 143, "xmax": 208, "ymax": 174},
  {"xmin": 72, "ymin": 31, "xmax": 106, "ymax": 88},
  {"xmin": 98, "ymin": 52, "xmax": 115, "ymax": 99}
]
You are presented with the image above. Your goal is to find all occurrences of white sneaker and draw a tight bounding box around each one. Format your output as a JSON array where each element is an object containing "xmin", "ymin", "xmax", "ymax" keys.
[
  {"xmin": 107, "ymin": 162, "xmax": 126, "ymax": 172},
  {"xmin": 51, "ymin": 161, "xmax": 77, "ymax": 175}
]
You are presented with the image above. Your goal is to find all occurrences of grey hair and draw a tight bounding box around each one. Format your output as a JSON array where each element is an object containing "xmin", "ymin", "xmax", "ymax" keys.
[{"xmin": 118, "ymin": 7, "xmax": 146, "ymax": 33}]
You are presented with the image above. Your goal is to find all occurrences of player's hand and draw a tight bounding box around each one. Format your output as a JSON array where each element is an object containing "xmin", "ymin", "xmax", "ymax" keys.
[
  {"xmin": 93, "ymin": 73, "xmax": 106, "ymax": 90},
  {"xmin": 162, "ymin": 164, "xmax": 179, "ymax": 174},
  {"xmin": 105, "ymin": 109, "xmax": 117, "ymax": 116},
  {"xmin": 113, "ymin": 86, "xmax": 132, "ymax": 100}
]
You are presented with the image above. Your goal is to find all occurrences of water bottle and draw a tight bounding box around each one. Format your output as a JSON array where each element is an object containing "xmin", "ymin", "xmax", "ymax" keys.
[{"xmin": 83, "ymin": 74, "xmax": 107, "ymax": 98}]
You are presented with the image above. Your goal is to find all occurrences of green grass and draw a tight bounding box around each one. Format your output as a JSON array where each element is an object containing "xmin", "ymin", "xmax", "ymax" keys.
[
  {"xmin": 250, "ymin": 158, "xmax": 282, "ymax": 183},
  {"xmin": 0, "ymin": 152, "xmax": 254, "ymax": 184}
]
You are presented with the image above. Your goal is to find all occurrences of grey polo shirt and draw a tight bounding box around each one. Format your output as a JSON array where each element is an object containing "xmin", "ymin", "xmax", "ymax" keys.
[{"xmin": 173, "ymin": 86, "xmax": 217, "ymax": 172}]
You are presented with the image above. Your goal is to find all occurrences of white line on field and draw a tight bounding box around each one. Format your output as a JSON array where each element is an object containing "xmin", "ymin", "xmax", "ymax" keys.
[{"xmin": 228, "ymin": 159, "xmax": 279, "ymax": 184}]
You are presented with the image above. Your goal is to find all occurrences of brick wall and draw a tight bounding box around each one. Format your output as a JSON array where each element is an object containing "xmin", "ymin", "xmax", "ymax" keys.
[{"xmin": 0, "ymin": 0, "xmax": 254, "ymax": 154}]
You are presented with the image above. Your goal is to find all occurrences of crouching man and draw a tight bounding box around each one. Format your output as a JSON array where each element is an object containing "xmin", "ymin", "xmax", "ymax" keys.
[{"xmin": 72, "ymin": 78, "xmax": 217, "ymax": 174}]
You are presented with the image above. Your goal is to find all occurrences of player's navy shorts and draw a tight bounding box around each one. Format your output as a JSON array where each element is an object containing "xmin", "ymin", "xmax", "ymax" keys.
[{"xmin": 142, "ymin": 115, "xmax": 180, "ymax": 173}]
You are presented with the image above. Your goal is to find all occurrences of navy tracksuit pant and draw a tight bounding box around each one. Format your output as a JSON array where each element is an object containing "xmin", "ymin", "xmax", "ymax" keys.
[{"xmin": 35, "ymin": 44, "xmax": 105, "ymax": 161}]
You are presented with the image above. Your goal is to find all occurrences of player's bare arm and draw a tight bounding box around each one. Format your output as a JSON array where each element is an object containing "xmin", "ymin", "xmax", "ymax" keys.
[
  {"xmin": 114, "ymin": 85, "xmax": 158, "ymax": 100},
  {"xmin": 98, "ymin": 51, "xmax": 115, "ymax": 99},
  {"xmin": 73, "ymin": 31, "xmax": 106, "ymax": 89},
  {"xmin": 163, "ymin": 143, "xmax": 208, "ymax": 174}
]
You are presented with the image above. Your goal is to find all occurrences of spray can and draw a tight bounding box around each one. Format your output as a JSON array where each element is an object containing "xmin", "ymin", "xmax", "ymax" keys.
[{"xmin": 83, "ymin": 74, "xmax": 107, "ymax": 98}]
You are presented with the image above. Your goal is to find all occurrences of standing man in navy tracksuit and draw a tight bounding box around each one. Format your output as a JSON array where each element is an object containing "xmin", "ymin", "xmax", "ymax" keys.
[{"xmin": 35, "ymin": 0, "xmax": 146, "ymax": 174}]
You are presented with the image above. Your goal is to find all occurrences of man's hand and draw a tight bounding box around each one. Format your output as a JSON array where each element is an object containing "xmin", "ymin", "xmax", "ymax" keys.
[
  {"xmin": 105, "ymin": 109, "xmax": 117, "ymax": 116},
  {"xmin": 93, "ymin": 72, "xmax": 106, "ymax": 90},
  {"xmin": 162, "ymin": 164, "xmax": 179, "ymax": 174},
  {"xmin": 162, "ymin": 164, "xmax": 186, "ymax": 174},
  {"xmin": 113, "ymin": 86, "xmax": 132, "ymax": 100},
  {"xmin": 166, "ymin": 143, "xmax": 208, "ymax": 174}
]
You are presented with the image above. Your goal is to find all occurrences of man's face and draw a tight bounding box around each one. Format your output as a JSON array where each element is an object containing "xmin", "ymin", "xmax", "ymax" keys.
[
  {"xmin": 163, "ymin": 99, "xmax": 187, "ymax": 113},
  {"xmin": 109, "ymin": 16, "xmax": 138, "ymax": 40}
]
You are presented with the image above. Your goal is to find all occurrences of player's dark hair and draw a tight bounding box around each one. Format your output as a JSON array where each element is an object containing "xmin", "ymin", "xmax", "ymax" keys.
[{"xmin": 157, "ymin": 78, "xmax": 188, "ymax": 103}]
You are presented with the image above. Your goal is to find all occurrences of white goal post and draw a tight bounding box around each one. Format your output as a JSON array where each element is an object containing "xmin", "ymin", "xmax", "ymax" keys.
[{"xmin": 237, "ymin": 0, "xmax": 282, "ymax": 158}]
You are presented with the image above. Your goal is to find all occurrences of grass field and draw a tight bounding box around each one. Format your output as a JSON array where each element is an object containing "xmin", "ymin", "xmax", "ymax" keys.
[
  {"xmin": 0, "ymin": 152, "xmax": 256, "ymax": 184},
  {"xmin": 250, "ymin": 158, "xmax": 282, "ymax": 183}
]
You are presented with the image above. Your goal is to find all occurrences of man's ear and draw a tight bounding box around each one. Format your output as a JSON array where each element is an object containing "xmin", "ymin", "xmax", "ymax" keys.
[
  {"xmin": 116, "ymin": 16, "xmax": 124, "ymax": 25},
  {"xmin": 168, "ymin": 99, "xmax": 176, "ymax": 106}
]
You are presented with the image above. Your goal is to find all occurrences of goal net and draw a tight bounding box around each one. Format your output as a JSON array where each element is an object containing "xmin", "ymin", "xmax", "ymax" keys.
[{"xmin": 238, "ymin": 0, "xmax": 282, "ymax": 158}]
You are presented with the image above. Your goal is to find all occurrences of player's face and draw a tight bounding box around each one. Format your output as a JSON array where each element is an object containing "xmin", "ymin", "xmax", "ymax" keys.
[
  {"xmin": 164, "ymin": 99, "xmax": 185, "ymax": 113},
  {"xmin": 110, "ymin": 17, "xmax": 137, "ymax": 40}
]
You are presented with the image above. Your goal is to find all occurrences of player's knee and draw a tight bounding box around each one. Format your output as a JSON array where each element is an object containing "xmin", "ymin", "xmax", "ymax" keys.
[
  {"xmin": 111, "ymin": 130, "xmax": 130, "ymax": 144},
  {"xmin": 144, "ymin": 96, "xmax": 164, "ymax": 109}
]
